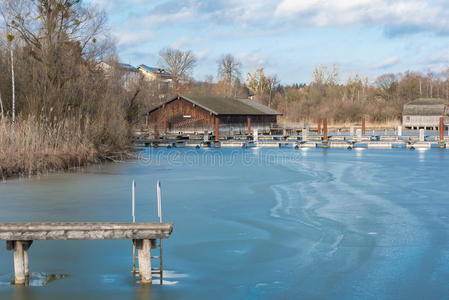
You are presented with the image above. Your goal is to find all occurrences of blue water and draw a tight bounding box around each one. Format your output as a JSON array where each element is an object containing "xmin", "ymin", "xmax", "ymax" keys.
[{"xmin": 1, "ymin": 148, "xmax": 449, "ymax": 299}]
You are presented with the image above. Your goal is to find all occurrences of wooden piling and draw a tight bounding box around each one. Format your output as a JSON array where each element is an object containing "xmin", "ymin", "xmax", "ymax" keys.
[
  {"xmin": 163, "ymin": 120, "xmax": 167, "ymax": 135},
  {"xmin": 317, "ymin": 118, "xmax": 321, "ymax": 134},
  {"xmin": 323, "ymin": 118, "xmax": 328, "ymax": 140},
  {"xmin": 14, "ymin": 241, "xmax": 26, "ymax": 285},
  {"xmin": 362, "ymin": 117, "xmax": 366, "ymax": 135},
  {"xmin": 323, "ymin": 118, "xmax": 328, "ymax": 149},
  {"xmin": 154, "ymin": 124, "xmax": 159, "ymax": 139},
  {"xmin": 247, "ymin": 117, "xmax": 251, "ymax": 135},
  {"xmin": 440, "ymin": 117, "xmax": 444, "ymax": 141},
  {"xmin": 215, "ymin": 118, "xmax": 219, "ymax": 142},
  {"xmin": 138, "ymin": 239, "xmax": 152, "ymax": 284}
]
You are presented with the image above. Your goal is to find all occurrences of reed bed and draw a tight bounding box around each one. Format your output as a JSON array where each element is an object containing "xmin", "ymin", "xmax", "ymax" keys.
[{"xmin": 0, "ymin": 115, "xmax": 132, "ymax": 179}]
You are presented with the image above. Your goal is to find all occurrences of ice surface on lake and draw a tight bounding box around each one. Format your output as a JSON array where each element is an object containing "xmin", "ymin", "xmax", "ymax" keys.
[{"xmin": 1, "ymin": 148, "xmax": 449, "ymax": 299}]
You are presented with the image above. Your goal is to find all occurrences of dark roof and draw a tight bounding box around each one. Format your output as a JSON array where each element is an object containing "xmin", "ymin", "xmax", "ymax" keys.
[
  {"xmin": 138, "ymin": 65, "xmax": 172, "ymax": 78},
  {"xmin": 147, "ymin": 95, "xmax": 282, "ymax": 116},
  {"xmin": 403, "ymin": 98, "xmax": 449, "ymax": 116},
  {"xmin": 118, "ymin": 63, "xmax": 138, "ymax": 72},
  {"xmin": 406, "ymin": 98, "xmax": 449, "ymax": 105}
]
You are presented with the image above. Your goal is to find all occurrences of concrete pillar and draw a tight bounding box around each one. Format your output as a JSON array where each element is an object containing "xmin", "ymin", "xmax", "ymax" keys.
[
  {"xmin": 440, "ymin": 117, "xmax": 444, "ymax": 141},
  {"xmin": 203, "ymin": 130, "xmax": 209, "ymax": 142},
  {"xmin": 302, "ymin": 128, "xmax": 308, "ymax": 141},
  {"xmin": 247, "ymin": 117, "xmax": 251, "ymax": 135},
  {"xmin": 384, "ymin": 129, "xmax": 388, "ymax": 136},
  {"xmin": 362, "ymin": 117, "xmax": 366, "ymax": 135},
  {"xmin": 398, "ymin": 125, "xmax": 402, "ymax": 136},
  {"xmin": 14, "ymin": 241, "xmax": 26, "ymax": 285},
  {"xmin": 138, "ymin": 239, "xmax": 152, "ymax": 284},
  {"xmin": 215, "ymin": 117, "xmax": 219, "ymax": 142},
  {"xmin": 23, "ymin": 249, "xmax": 29, "ymax": 277},
  {"xmin": 254, "ymin": 129, "xmax": 259, "ymax": 142},
  {"xmin": 317, "ymin": 118, "xmax": 321, "ymax": 135},
  {"xmin": 350, "ymin": 126, "xmax": 354, "ymax": 136},
  {"xmin": 419, "ymin": 129, "xmax": 425, "ymax": 142},
  {"xmin": 356, "ymin": 129, "xmax": 362, "ymax": 142}
]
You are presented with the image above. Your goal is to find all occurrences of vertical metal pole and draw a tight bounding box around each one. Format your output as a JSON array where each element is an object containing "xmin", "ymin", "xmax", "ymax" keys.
[
  {"xmin": 157, "ymin": 181, "xmax": 162, "ymax": 223},
  {"xmin": 132, "ymin": 180, "xmax": 136, "ymax": 273},
  {"xmin": 156, "ymin": 181, "xmax": 163, "ymax": 284}
]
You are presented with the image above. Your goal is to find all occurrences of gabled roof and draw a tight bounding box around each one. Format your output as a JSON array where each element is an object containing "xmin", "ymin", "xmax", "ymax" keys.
[
  {"xmin": 403, "ymin": 98, "xmax": 449, "ymax": 116},
  {"xmin": 118, "ymin": 63, "xmax": 138, "ymax": 72},
  {"xmin": 405, "ymin": 98, "xmax": 449, "ymax": 105},
  {"xmin": 146, "ymin": 95, "xmax": 282, "ymax": 116},
  {"xmin": 138, "ymin": 65, "xmax": 172, "ymax": 78}
]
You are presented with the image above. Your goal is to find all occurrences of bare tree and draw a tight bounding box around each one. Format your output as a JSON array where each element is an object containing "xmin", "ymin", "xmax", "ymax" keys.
[
  {"xmin": 158, "ymin": 48, "xmax": 197, "ymax": 85},
  {"xmin": 217, "ymin": 54, "xmax": 241, "ymax": 84}
]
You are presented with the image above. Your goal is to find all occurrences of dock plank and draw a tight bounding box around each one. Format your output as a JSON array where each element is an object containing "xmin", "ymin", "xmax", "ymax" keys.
[{"xmin": 0, "ymin": 222, "xmax": 173, "ymax": 240}]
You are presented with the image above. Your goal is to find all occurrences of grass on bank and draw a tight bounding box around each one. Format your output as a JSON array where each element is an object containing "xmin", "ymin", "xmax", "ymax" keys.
[{"xmin": 0, "ymin": 115, "xmax": 133, "ymax": 180}]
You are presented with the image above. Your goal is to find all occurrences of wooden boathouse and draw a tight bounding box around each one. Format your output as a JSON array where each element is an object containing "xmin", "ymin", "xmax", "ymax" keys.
[
  {"xmin": 403, "ymin": 98, "xmax": 449, "ymax": 130},
  {"xmin": 145, "ymin": 95, "xmax": 282, "ymax": 136}
]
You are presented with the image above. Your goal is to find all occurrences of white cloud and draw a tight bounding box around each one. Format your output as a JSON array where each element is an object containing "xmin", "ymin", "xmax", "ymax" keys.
[
  {"xmin": 171, "ymin": 37, "xmax": 203, "ymax": 49},
  {"xmin": 195, "ymin": 50, "xmax": 211, "ymax": 60},
  {"xmin": 274, "ymin": 0, "xmax": 449, "ymax": 34},
  {"xmin": 140, "ymin": 6, "xmax": 196, "ymax": 27},
  {"xmin": 115, "ymin": 30, "xmax": 156, "ymax": 46},
  {"xmin": 372, "ymin": 56, "xmax": 400, "ymax": 69}
]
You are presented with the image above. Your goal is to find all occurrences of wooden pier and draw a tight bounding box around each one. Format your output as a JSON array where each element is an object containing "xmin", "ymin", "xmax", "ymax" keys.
[{"xmin": 0, "ymin": 222, "xmax": 173, "ymax": 285}]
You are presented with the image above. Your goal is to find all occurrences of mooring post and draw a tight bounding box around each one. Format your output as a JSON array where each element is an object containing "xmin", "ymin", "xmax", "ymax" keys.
[
  {"xmin": 317, "ymin": 118, "xmax": 321, "ymax": 135},
  {"xmin": 13, "ymin": 241, "xmax": 26, "ymax": 285},
  {"xmin": 356, "ymin": 129, "xmax": 362, "ymax": 143},
  {"xmin": 163, "ymin": 120, "xmax": 167, "ymax": 135},
  {"xmin": 419, "ymin": 129, "xmax": 425, "ymax": 142},
  {"xmin": 215, "ymin": 117, "xmax": 219, "ymax": 143},
  {"xmin": 323, "ymin": 118, "xmax": 328, "ymax": 148},
  {"xmin": 137, "ymin": 239, "xmax": 152, "ymax": 284},
  {"xmin": 362, "ymin": 117, "xmax": 366, "ymax": 136},
  {"xmin": 247, "ymin": 117, "xmax": 251, "ymax": 135},
  {"xmin": 440, "ymin": 117, "xmax": 444, "ymax": 148},
  {"xmin": 303, "ymin": 127, "xmax": 308, "ymax": 142},
  {"xmin": 154, "ymin": 124, "xmax": 159, "ymax": 139}
]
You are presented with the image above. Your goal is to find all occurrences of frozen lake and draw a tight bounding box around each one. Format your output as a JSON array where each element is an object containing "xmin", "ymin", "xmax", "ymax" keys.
[{"xmin": 1, "ymin": 147, "xmax": 449, "ymax": 299}]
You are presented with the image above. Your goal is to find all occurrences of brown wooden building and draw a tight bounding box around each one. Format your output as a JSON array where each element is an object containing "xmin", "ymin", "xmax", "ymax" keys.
[{"xmin": 145, "ymin": 95, "xmax": 282, "ymax": 136}]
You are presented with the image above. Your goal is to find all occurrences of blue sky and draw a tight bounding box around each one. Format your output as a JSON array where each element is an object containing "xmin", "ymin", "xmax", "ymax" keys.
[{"xmin": 92, "ymin": 0, "xmax": 449, "ymax": 84}]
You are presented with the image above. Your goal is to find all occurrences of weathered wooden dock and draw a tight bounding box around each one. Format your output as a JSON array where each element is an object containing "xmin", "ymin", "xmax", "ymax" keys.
[{"xmin": 0, "ymin": 222, "xmax": 173, "ymax": 285}]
